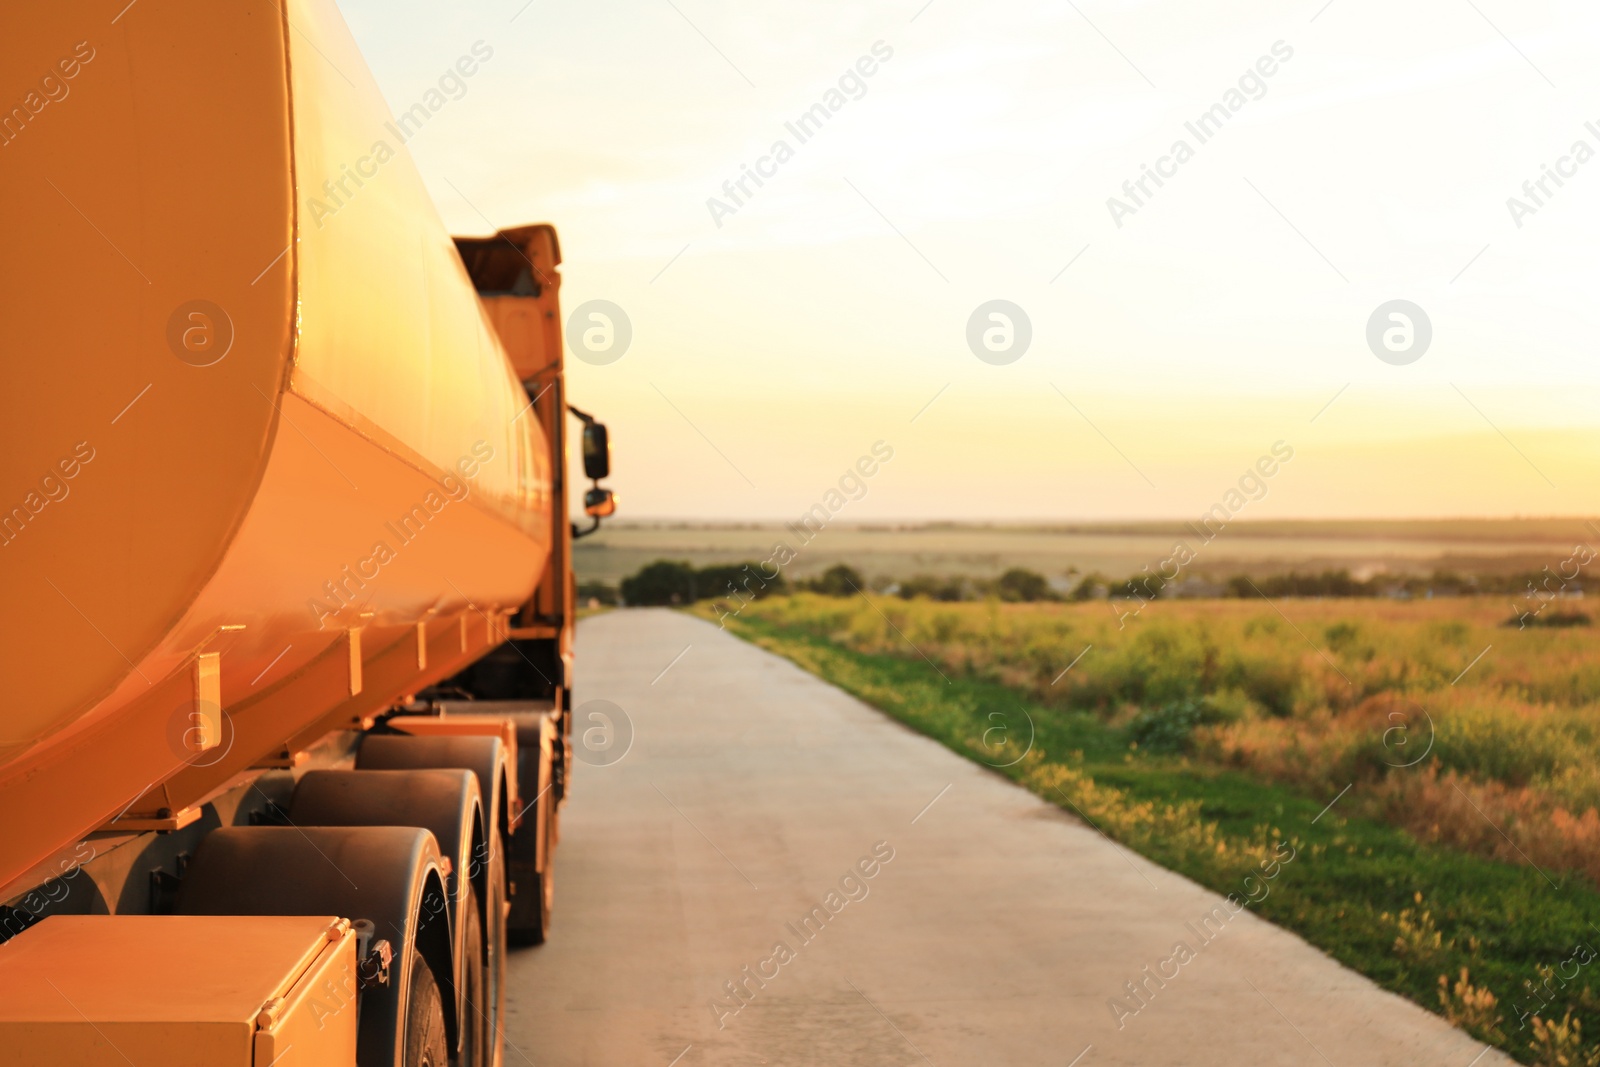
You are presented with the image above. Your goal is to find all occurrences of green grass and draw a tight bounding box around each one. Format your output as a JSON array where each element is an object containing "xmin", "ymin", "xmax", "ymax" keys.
[{"xmin": 708, "ymin": 607, "xmax": 1600, "ymax": 1066}]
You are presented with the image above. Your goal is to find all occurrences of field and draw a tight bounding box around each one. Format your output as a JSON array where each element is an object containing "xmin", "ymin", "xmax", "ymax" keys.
[
  {"xmin": 576, "ymin": 518, "xmax": 1599, "ymax": 587},
  {"xmin": 694, "ymin": 592, "xmax": 1600, "ymax": 1066}
]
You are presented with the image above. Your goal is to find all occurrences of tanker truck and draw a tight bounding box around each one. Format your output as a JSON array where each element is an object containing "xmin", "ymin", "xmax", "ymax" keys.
[{"xmin": 0, "ymin": 3, "xmax": 615, "ymax": 1064}]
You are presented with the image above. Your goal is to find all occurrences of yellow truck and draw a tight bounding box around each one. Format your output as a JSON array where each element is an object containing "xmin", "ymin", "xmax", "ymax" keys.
[{"xmin": 0, "ymin": 3, "xmax": 612, "ymax": 1064}]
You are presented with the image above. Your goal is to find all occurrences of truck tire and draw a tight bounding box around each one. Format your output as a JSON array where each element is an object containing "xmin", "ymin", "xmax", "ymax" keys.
[
  {"xmin": 507, "ymin": 853, "xmax": 551, "ymax": 947},
  {"xmin": 458, "ymin": 891, "xmax": 485, "ymax": 1067},
  {"xmin": 506, "ymin": 722, "xmax": 555, "ymax": 947},
  {"xmin": 484, "ymin": 851, "xmax": 507, "ymax": 1067},
  {"xmin": 288, "ymin": 767, "xmax": 486, "ymax": 1067},
  {"xmin": 406, "ymin": 950, "xmax": 450, "ymax": 1067},
  {"xmin": 411, "ymin": 707, "xmax": 558, "ymax": 953},
  {"xmin": 356, "ymin": 736, "xmax": 510, "ymax": 1059},
  {"xmin": 289, "ymin": 768, "xmax": 490, "ymax": 1067},
  {"xmin": 177, "ymin": 826, "xmax": 456, "ymax": 1067}
]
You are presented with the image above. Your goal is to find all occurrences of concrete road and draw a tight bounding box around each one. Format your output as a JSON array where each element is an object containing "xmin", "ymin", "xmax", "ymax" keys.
[{"xmin": 504, "ymin": 608, "xmax": 1506, "ymax": 1066}]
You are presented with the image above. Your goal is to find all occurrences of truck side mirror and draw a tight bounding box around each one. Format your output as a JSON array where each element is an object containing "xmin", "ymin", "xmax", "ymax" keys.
[
  {"xmin": 583, "ymin": 487, "xmax": 617, "ymax": 518},
  {"xmin": 582, "ymin": 422, "xmax": 610, "ymax": 481}
]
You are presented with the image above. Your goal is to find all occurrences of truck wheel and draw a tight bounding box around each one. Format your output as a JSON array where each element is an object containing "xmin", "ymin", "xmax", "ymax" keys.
[
  {"xmin": 289, "ymin": 767, "xmax": 491, "ymax": 1065},
  {"xmin": 406, "ymin": 950, "xmax": 450, "ymax": 1067},
  {"xmin": 507, "ymin": 864, "xmax": 549, "ymax": 946},
  {"xmin": 354, "ymin": 737, "xmax": 510, "ymax": 1058},
  {"xmin": 458, "ymin": 889, "xmax": 486, "ymax": 1067},
  {"xmin": 177, "ymin": 826, "xmax": 457, "ymax": 1067},
  {"xmin": 484, "ymin": 850, "xmax": 507, "ymax": 1067},
  {"xmin": 506, "ymin": 769, "xmax": 553, "ymax": 947},
  {"xmin": 539, "ymin": 859, "xmax": 555, "ymax": 937}
]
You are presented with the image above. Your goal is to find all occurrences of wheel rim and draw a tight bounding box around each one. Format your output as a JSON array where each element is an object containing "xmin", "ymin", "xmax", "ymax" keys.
[{"xmin": 405, "ymin": 950, "xmax": 450, "ymax": 1067}]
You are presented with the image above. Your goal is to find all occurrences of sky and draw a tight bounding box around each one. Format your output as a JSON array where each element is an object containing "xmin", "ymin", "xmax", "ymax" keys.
[{"xmin": 336, "ymin": 0, "xmax": 1600, "ymax": 522}]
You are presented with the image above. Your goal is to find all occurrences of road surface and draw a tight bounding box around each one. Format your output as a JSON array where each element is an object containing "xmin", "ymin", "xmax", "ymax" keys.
[{"xmin": 503, "ymin": 608, "xmax": 1506, "ymax": 1066}]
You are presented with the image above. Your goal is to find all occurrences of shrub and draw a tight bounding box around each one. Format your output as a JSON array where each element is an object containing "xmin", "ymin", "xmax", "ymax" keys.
[
  {"xmin": 1069, "ymin": 574, "xmax": 1107, "ymax": 601},
  {"xmin": 576, "ymin": 581, "xmax": 618, "ymax": 606},
  {"xmin": 619, "ymin": 560, "xmax": 696, "ymax": 605},
  {"xmin": 804, "ymin": 564, "xmax": 864, "ymax": 597},
  {"xmin": 1439, "ymin": 969, "xmax": 1506, "ymax": 1046},
  {"xmin": 1505, "ymin": 612, "xmax": 1592, "ymax": 629},
  {"xmin": 898, "ymin": 574, "xmax": 967, "ymax": 601},
  {"xmin": 619, "ymin": 560, "xmax": 787, "ymax": 606},
  {"xmin": 996, "ymin": 568, "xmax": 1054, "ymax": 602},
  {"xmin": 1126, "ymin": 698, "xmax": 1224, "ymax": 754},
  {"xmin": 697, "ymin": 562, "xmax": 787, "ymax": 602},
  {"xmin": 1228, "ymin": 569, "xmax": 1375, "ymax": 598},
  {"xmin": 1530, "ymin": 1010, "xmax": 1600, "ymax": 1067}
]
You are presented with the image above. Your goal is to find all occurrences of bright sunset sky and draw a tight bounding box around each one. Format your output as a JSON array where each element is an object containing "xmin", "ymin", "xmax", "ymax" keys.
[{"xmin": 337, "ymin": 0, "xmax": 1600, "ymax": 522}]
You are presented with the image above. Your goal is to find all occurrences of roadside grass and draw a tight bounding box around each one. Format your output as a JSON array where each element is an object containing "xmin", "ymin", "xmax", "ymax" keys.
[
  {"xmin": 718, "ymin": 594, "xmax": 1600, "ymax": 888},
  {"xmin": 698, "ymin": 604, "xmax": 1600, "ymax": 1066}
]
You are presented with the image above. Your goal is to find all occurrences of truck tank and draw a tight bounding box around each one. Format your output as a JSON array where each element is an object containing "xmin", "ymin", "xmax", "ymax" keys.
[{"xmin": 0, "ymin": 0, "xmax": 552, "ymax": 903}]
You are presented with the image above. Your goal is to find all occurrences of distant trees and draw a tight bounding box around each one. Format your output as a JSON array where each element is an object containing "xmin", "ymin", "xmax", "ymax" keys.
[
  {"xmin": 698, "ymin": 562, "xmax": 788, "ymax": 602},
  {"xmin": 803, "ymin": 564, "xmax": 864, "ymax": 597},
  {"xmin": 612, "ymin": 561, "xmax": 1061, "ymax": 604},
  {"xmin": 577, "ymin": 580, "xmax": 618, "ymax": 606},
  {"xmin": 617, "ymin": 559, "xmax": 787, "ymax": 606},
  {"xmin": 1069, "ymin": 574, "xmax": 1107, "ymax": 602},
  {"xmin": 896, "ymin": 574, "xmax": 966, "ymax": 601},
  {"xmin": 608, "ymin": 559, "xmax": 1566, "ymax": 608},
  {"xmin": 1226, "ymin": 570, "xmax": 1371, "ymax": 599},
  {"xmin": 996, "ymin": 567, "xmax": 1053, "ymax": 602},
  {"xmin": 619, "ymin": 560, "xmax": 697, "ymax": 606}
]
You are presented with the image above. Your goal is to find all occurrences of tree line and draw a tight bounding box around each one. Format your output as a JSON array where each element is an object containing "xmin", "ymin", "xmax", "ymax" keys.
[{"xmin": 580, "ymin": 561, "xmax": 1599, "ymax": 609}]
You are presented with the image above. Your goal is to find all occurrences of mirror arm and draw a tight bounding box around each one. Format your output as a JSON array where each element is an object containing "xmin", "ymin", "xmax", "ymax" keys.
[{"xmin": 573, "ymin": 476, "xmax": 611, "ymax": 540}]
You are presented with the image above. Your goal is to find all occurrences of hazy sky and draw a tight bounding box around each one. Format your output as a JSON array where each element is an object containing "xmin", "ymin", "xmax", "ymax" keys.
[{"xmin": 337, "ymin": 0, "xmax": 1600, "ymax": 522}]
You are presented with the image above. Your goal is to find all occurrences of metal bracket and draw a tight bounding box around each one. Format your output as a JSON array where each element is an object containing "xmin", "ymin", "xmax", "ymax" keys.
[
  {"xmin": 101, "ymin": 807, "xmax": 202, "ymax": 834},
  {"xmin": 149, "ymin": 863, "xmax": 183, "ymax": 914},
  {"xmin": 357, "ymin": 936, "xmax": 393, "ymax": 991},
  {"xmin": 249, "ymin": 750, "xmax": 307, "ymax": 770}
]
